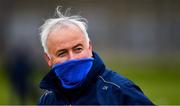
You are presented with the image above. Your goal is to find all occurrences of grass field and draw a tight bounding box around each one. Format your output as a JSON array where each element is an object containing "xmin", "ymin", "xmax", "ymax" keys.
[{"xmin": 0, "ymin": 54, "xmax": 180, "ymax": 105}]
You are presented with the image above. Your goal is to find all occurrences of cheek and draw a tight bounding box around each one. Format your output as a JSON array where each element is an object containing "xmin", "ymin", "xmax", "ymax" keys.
[
  {"xmin": 51, "ymin": 57, "xmax": 66, "ymax": 65},
  {"xmin": 81, "ymin": 48, "xmax": 92, "ymax": 58}
]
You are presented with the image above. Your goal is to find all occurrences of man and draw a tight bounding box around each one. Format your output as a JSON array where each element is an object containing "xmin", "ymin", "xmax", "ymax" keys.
[{"xmin": 38, "ymin": 7, "xmax": 153, "ymax": 105}]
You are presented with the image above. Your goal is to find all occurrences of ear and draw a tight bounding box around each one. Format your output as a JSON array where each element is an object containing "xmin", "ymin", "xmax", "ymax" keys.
[
  {"xmin": 88, "ymin": 40, "xmax": 93, "ymax": 51},
  {"xmin": 88, "ymin": 40, "xmax": 93, "ymax": 56},
  {"xmin": 44, "ymin": 53, "xmax": 52, "ymax": 67}
]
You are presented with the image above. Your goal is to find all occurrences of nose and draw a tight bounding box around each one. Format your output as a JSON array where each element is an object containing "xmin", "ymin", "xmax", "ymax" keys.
[{"xmin": 68, "ymin": 51, "xmax": 76, "ymax": 60}]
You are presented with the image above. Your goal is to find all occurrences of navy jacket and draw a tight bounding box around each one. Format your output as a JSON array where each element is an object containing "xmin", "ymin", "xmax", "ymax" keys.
[{"xmin": 38, "ymin": 52, "xmax": 153, "ymax": 105}]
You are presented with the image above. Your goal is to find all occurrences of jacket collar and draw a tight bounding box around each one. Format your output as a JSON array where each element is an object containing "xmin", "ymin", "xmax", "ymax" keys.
[{"xmin": 39, "ymin": 51, "xmax": 105, "ymax": 94}]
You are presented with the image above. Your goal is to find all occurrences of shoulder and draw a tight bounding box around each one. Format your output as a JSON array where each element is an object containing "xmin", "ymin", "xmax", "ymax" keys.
[
  {"xmin": 98, "ymin": 69, "xmax": 135, "ymax": 89},
  {"xmin": 96, "ymin": 69, "xmax": 153, "ymax": 105},
  {"xmin": 97, "ymin": 69, "xmax": 145, "ymax": 97},
  {"xmin": 38, "ymin": 90, "xmax": 56, "ymax": 105}
]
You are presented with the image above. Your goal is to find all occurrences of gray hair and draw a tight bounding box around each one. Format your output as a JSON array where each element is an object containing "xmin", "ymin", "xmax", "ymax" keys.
[{"xmin": 39, "ymin": 6, "xmax": 89, "ymax": 55}]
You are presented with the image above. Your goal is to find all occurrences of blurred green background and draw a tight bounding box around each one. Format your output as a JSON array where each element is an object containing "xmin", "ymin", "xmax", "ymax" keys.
[{"xmin": 0, "ymin": 0, "xmax": 180, "ymax": 105}]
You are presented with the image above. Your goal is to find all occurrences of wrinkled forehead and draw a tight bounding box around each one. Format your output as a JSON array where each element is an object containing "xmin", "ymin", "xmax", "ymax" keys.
[
  {"xmin": 50, "ymin": 22, "xmax": 83, "ymax": 34},
  {"xmin": 47, "ymin": 22, "xmax": 88, "ymax": 44},
  {"xmin": 47, "ymin": 23, "xmax": 87, "ymax": 43}
]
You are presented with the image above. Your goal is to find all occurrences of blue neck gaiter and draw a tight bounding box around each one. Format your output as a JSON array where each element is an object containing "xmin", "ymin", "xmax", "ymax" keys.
[{"xmin": 52, "ymin": 58, "xmax": 94, "ymax": 89}]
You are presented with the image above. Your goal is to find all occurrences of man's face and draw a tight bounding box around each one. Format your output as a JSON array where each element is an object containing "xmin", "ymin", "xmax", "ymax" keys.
[{"xmin": 45, "ymin": 25, "xmax": 93, "ymax": 67}]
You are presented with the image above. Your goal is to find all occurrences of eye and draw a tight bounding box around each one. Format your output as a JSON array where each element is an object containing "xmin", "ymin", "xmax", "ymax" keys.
[
  {"xmin": 74, "ymin": 47, "xmax": 83, "ymax": 53},
  {"xmin": 56, "ymin": 51, "xmax": 67, "ymax": 57}
]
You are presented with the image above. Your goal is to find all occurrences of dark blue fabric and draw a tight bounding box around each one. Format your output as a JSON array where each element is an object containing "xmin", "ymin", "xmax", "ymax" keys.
[
  {"xmin": 38, "ymin": 52, "xmax": 154, "ymax": 105},
  {"xmin": 52, "ymin": 58, "xmax": 94, "ymax": 89}
]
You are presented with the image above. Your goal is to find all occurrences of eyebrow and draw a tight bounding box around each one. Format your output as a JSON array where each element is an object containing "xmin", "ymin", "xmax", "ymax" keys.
[{"xmin": 72, "ymin": 43, "xmax": 83, "ymax": 49}]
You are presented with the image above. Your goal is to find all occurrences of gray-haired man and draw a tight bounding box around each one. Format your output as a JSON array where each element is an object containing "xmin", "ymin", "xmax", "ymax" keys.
[{"xmin": 38, "ymin": 7, "xmax": 153, "ymax": 105}]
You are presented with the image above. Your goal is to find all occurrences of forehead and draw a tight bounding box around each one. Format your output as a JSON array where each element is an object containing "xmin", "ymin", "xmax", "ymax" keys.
[
  {"xmin": 46, "ymin": 24, "xmax": 87, "ymax": 51},
  {"xmin": 48, "ymin": 24, "xmax": 85, "ymax": 42}
]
